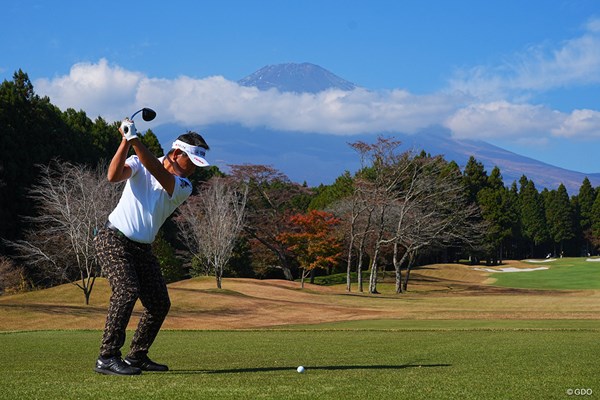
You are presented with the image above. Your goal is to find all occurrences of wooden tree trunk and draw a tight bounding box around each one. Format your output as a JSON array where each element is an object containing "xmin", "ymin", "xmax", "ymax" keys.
[
  {"xmin": 394, "ymin": 250, "xmax": 409, "ymax": 294},
  {"xmin": 368, "ymin": 248, "xmax": 380, "ymax": 294},
  {"xmin": 346, "ymin": 236, "xmax": 354, "ymax": 293}
]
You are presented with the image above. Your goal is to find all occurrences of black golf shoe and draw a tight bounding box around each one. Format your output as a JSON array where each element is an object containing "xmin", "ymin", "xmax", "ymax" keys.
[
  {"xmin": 94, "ymin": 356, "xmax": 142, "ymax": 376},
  {"xmin": 124, "ymin": 355, "xmax": 169, "ymax": 372}
]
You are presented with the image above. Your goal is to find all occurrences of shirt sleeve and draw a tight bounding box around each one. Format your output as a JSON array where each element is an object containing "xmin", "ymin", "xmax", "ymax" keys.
[
  {"xmin": 125, "ymin": 155, "xmax": 141, "ymax": 176},
  {"xmin": 171, "ymin": 176, "xmax": 193, "ymax": 205}
]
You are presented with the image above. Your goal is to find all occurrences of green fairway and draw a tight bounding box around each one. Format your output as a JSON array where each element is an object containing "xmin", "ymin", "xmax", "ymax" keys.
[
  {"xmin": 0, "ymin": 328, "xmax": 598, "ymax": 400},
  {"xmin": 279, "ymin": 318, "xmax": 600, "ymax": 331},
  {"xmin": 491, "ymin": 258, "xmax": 600, "ymax": 290}
]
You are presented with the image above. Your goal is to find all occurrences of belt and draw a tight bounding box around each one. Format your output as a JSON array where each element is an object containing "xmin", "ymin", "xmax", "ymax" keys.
[{"xmin": 105, "ymin": 221, "xmax": 127, "ymax": 239}]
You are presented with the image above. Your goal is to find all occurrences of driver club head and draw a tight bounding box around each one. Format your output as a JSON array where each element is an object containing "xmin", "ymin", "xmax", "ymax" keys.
[
  {"xmin": 130, "ymin": 107, "xmax": 157, "ymax": 122},
  {"xmin": 141, "ymin": 108, "xmax": 156, "ymax": 121}
]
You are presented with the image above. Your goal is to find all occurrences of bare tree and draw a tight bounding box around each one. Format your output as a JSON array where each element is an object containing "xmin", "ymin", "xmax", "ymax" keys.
[
  {"xmin": 390, "ymin": 156, "xmax": 486, "ymax": 293},
  {"xmin": 329, "ymin": 178, "xmax": 376, "ymax": 293},
  {"xmin": 5, "ymin": 160, "xmax": 120, "ymax": 304},
  {"xmin": 0, "ymin": 256, "xmax": 28, "ymax": 294},
  {"xmin": 176, "ymin": 177, "xmax": 247, "ymax": 289},
  {"xmin": 345, "ymin": 137, "xmax": 486, "ymax": 295},
  {"xmin": 350, "ymin": 137, "xmax": 414, "ymax": 294}
]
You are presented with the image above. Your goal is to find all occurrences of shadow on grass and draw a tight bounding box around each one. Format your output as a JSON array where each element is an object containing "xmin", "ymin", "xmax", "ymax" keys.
[{"xmin": 169, "ymin": 363, "xmax": 451, "ymax": 374}]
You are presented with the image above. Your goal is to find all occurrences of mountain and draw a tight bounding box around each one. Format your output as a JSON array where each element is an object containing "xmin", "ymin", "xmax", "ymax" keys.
[
  {"xmin": 238, "ymin": 62, "xmax": 357, "ymax": 93},
  {"xmin": 155, "ymin": 122, "xmax": 600, "ymax": 193},
  {"xmin": 397, "ymin": 127, "xmax": 600, "ymax": 193},
  {"xmin": 156, "ymin": 63, "xmax": 600, "ymax": 193}
]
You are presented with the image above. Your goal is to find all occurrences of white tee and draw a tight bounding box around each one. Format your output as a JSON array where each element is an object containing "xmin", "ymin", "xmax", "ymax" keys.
[{"xmin": 108, "ymin": 155, "xmax": 193, "ymax": 243}]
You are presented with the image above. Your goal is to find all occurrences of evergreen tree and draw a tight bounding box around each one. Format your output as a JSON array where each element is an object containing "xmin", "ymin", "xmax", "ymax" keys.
[
  {"xmin": 462, "ymin": 156, "xmax": 488, "ymax": 203},
  {"xmin": 90, "ymin": 117, "xmax": 121, "ymax": 161},
  {"xmin": 590, "ymin": 188, "xmax": 600, "ymax": 253},
  {"xmin": 545, "ymin": 184, "xmax": 575, "ymax": 256},
  {"xmin": 574, "ymin": 178, "xmax": 595, "ymax": 255},
  {"xmin": 0, "ymin": 71, "xmax": 86, "ymax": 245},
  {"xmin": 308, "ymin": 171, "xmax": 354, "ymax": 210},
  {"xmin": 519, "ymin": 178, "xmax": 549, "ymax": 258},
  {"xmin": 140, "ymin": 129, "xmax": 164, "ymax": 157},
  {"xmin": 476, "ymin": 167, "xmax": 516, "ymax": 264}
]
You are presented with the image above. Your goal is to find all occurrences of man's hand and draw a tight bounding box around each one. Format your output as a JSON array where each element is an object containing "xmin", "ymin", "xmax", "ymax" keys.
[{"xmin": 120, "ymin": 119, "xmax": 138, "ymax": 141}]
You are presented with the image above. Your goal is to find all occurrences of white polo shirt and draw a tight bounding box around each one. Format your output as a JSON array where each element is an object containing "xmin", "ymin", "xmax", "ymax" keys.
[{"xmin": 108, "ymin": 155, "xmax": 193, "ymax": 243}]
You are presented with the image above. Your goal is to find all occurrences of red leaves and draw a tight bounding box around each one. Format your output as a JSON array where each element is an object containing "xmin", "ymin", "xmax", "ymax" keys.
[{"xmin": 277, "ymin": 210, "xmax": 342, "ymax": 272}]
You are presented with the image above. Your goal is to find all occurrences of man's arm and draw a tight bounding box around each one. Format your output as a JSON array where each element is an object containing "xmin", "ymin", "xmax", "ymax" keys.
[
  {"xmin": 107, "ymin": 139, "xmax": 133, "ymax": 183},
  {"xmin": 129, "ymin": 138, "xmax": 176, "ymax": 196},
  {"xmin": 112, "ymin": 123, "xmax": 176, "ymax": 195}
]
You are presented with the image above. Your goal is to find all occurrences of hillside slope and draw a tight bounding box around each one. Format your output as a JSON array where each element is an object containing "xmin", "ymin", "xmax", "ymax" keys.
[{"xmin": 2, "ymin": 262, "xmax": 598, "ymax": 331}]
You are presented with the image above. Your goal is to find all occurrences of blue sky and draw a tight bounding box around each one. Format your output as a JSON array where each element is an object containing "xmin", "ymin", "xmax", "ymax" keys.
[{"xmin": 2, "ymin": 0, "xmax": 600, "ymax": 176}]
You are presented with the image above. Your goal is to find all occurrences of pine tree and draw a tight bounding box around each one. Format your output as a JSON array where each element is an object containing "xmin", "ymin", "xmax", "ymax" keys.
[
  {"xmin": 519, "ymin": 178, "xmax": 549, "ymax": 258},
  {"xmin": 575, "ymin": 178, "xmax": 596, "ymax": 255},
  {"xmin": 476, "ymin": 167, "xmax": 516, "ymax": 264},
  {"xmin": 590, "ymin": 189, "xmax": 600, "ymax": 252},
  {"xmin": 545, "ymin": 184, "xmax": 575, "ymax": 256},
  {"xmin": 462, "ymin": 156, "xmax": 488, "ymax": 203}
]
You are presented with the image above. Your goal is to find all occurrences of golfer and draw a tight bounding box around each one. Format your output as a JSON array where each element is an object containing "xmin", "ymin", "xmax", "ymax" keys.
[{"xmin": 93, "ymin": 119, "xmax": 209, "ymax": 375}]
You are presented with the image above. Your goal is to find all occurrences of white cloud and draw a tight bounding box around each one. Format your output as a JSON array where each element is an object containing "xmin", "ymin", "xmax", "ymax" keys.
[
  {"xmin": 551, "ymin": 109, "xmax": 600, "ymax": 138},
  {"xmin": 35, "ymin": 59, "xmax": 466, "ymax": 135},
  {"xmin": 35, "ymin": 59, "xmax": 145, "ymax": 120},
  {"xmin": 449, "ymin": 17, "xmax": 600, "ymax": 100},
  {"xmin": 445, "ymin": 101, "xmax": 562, "ymax": 139},
  {"xmin": 445, "ymin": 101, "xmax": 600, "ymax": 141}
]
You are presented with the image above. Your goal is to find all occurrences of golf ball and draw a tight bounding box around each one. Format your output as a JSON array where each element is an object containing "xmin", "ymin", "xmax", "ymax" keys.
[{"xmin": 297, "ymin": 366, "xmax": 305, "ymax": 373}]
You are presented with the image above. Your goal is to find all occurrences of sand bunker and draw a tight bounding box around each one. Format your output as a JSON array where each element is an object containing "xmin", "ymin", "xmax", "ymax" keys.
[
  {"xmin": 524, "ymin": 259, "xmax": 556, "ymax": 263},
  {"xmin": 586, "ymin": 258, "xmax": 600, "ymax": 262},
  {"xmin": 474, "ymin": 266, "xmax": 548, "ymax": 273}
]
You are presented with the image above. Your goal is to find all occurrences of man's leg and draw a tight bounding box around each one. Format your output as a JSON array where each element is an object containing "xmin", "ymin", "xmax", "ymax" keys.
[
  {"xmin": 127, "ymin": 244, "xmax": 171, "ymax": 361},
  {"xmin": 95, "ymin": 230, "xmax": 141, "ymax": 358}
]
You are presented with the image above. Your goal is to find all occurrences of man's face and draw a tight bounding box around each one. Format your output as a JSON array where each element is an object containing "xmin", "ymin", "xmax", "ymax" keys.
[{"xmin": 174, "ymin": 150, "xmax": 197, "ymax": 177}]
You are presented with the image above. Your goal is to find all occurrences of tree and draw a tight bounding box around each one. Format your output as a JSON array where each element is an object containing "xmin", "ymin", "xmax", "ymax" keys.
[
  {"xmin": 308, "ymin": 171, "xmax": 354, "ymax": 210},
  {"xmin": 139, "ymin": 129, "xmax": 164, "ymax": 157},
  {"xmin": 545, "ymin": 184, "xmax": 575, "ymax": 256},
  {"xmin": 0, "ymin": 71, "xmax": 118, "ymax": 253},
  {"xmin": 389, "ymin": 155, "xmax": 484, "ymax": 292},
  {"xmin": 589, "ymin": 187, "xmax": 600, "ymax": 252},
  {"xmin": 152, "ymin": 231, "xmax": 186, "ymax": 283},
  {"xmin": 175, "ymin": 177, "xmax": 247, "ymax": 288},
  {"xmin": 350, "ymin": 136, "xmax": 407, "ymax": 294},
  {"xmin": 5, "ymin": 161, "xmax": 120, "ymax": 304},
  {"xmin": 462, "ymin": 156, "xmax": 488, "ymax": 203},
  {"xmin": 574, "ymin": 178, "xmax": 595, "ymax": 255},
  {"xmin": 329, "ymin": 177, "xmax": 375, "ymax": 293},
  {"xmin": 0, "ymin": 256, "xmax": 28, "ymax": 294},
  {"xmin": 229, "ymin": 164, "xmax": 309, "ymax": 280},
  {"xmin": 519, "ymin": 178, "xmax": 549, "ymax": 258},
  {"xmin": 278, "ymin": 210, "xmax": 342, "ymax": 288},
  {"xmin": 476, "ymin": 167, "xmax": 517, "ymax": 264}
]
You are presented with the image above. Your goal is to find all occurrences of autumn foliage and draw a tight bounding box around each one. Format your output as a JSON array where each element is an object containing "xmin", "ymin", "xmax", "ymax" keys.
[{"xmin": 277, "ymin": 210, "xmax": 342, "ymax": 287}]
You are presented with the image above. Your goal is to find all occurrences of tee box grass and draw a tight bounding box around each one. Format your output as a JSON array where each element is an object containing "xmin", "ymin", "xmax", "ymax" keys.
[{"xmin": 0, "ymin": 328, "xmax": 598, "ymax": 400}]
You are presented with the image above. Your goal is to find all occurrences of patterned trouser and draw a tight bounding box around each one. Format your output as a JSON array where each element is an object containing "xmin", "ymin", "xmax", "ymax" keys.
[{"xmin": 94, "ymin": 228, "xmax": 171, "ymax": 359}]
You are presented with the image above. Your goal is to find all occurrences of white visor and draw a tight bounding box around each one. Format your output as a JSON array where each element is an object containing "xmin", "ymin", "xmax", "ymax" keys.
[{"xmin": 172, "ymin": 140, "xmax": 209, "ymax": 167}]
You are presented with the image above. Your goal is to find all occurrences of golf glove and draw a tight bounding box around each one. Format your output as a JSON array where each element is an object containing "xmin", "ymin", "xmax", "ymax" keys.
[{"xmin": 120, "ymin": 118, "xmax": 138, "ymax": 141}]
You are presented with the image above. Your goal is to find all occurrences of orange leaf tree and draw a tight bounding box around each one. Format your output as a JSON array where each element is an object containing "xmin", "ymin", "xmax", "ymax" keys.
[{"xmin": 278, "ymin": 210, "xmax": 342, "ymax": 288}]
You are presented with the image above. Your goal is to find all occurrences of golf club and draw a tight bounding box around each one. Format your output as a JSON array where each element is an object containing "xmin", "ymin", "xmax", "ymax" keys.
[
  {"xmin": 121, "ymin": 107, "xmax": 156, "ymax": 140},
  {"xmin": 130, "ymin": 107, "xmax": 157, "ymax": 122}
]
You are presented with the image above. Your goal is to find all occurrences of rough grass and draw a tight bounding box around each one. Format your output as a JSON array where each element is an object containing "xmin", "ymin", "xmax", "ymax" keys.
[{"xmin": 2, "ymin": 260, "xmax": 600, "ymax": 331}]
